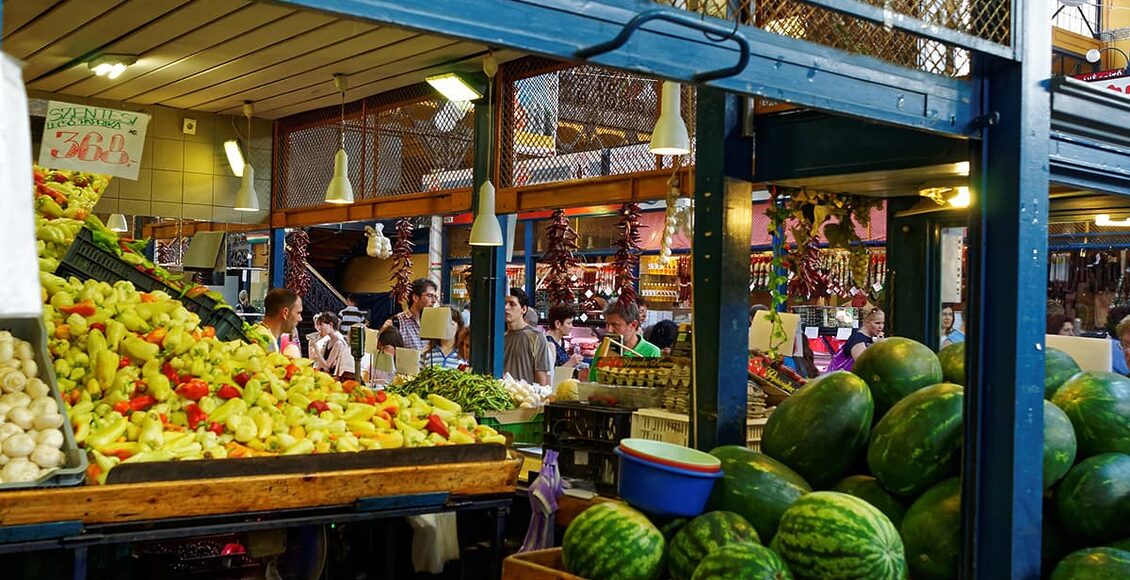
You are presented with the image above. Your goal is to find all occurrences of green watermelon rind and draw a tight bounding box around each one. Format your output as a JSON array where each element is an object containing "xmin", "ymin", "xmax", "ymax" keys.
[
  {"xmin": 1042, "ymin": 400, "xmax": 1078, "ymax": 489},
  {"xmin": 761, "ymin": 371, "xmax": 874, "ymax": 489},
  {"xmin": 1051, "ymin": 371, "xmax": 1130, "ymax": 458},
  {"xmin": 830, "ymin": 475, "xmax": 907, "ymax": 530},
  {"xmin": 707, "ymin": 446, "xmax": 812, "ymax": 543},
  {"xmin": 1054, "ymin": 452, "xmax": 1130, "ymax": 542},
  {"xmin": 561, "ymin": 502, "xmax": 666, "ymax": 580},
  {"xmin": 770, "ymin": 491, "xmax": 908, "ymax": 580},
  {"xmin": 668, "ymin": 511, "xmax": 760, "ymax": 580},
  {"xmin": 1044, "ymin": 348, "xmax": 1083, "ymax": 400},
  {"xmin": 1049, "ymin": 547, "xmax": 1130, "ymax": 580},
  {"xmin": 691, "ymin": 542, "xmax": 794, "ymax": 580},
  {"xmin": 900, "ymin": 478, "xmax": 961, "ymax": 580},
  {"xmin": 867, "ymin": 383, "xmax": 965, "ymax": 497},
  {"xmin": 937, "ymin": 342, "xmax": 964, "ymax": 386},
  {"xmin": 852, "ymin": 337, "xmax": 943, "ymax": 416}
]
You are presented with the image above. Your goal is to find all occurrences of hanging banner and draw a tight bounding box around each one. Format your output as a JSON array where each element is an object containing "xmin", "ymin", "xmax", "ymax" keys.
[
  {"xmin": 1073, "ymin": 69, "xmax": 1130, "ymax": 98},
  {"xmin": 37, "ymin": 101, "xmax": 149, "ymax": 180}
]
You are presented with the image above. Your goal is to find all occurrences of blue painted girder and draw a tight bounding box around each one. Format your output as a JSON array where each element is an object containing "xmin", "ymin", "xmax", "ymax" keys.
[
  {"xmin": 1050, "ymin": 77, "xmax": 1130, "ymax": 196},
  {"xmin": 275, "ymin": 0, "xmax": 976, "ymax": 136}
]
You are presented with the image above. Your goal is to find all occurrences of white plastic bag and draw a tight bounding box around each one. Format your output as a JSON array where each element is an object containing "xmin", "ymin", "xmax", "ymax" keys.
[{"xmin": 406, "ymin": 513, "xmax": 459, "ymax": 574}]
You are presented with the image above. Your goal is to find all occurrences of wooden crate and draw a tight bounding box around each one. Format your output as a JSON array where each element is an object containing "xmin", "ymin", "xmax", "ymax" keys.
[{"xmin": 502, "ymin": 548, "xmax": 587, "ymax": 580}]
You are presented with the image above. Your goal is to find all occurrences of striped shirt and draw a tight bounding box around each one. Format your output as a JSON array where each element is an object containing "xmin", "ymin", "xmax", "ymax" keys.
[
  {"xmin": 420, "ymin": 346, "xmax": 467, "ymax": 370},
  {"xmin": 394, "ymin": 310, "xmax": 425, "ymax": 351},
  {"xmin": 338, "ymin": 306, "xmax": 368, "ymax": 334}
]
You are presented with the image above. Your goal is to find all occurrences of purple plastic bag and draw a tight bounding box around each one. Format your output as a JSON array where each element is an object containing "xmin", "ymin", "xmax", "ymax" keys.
[{"xmin": 519, "ymin": 450, "xmax": 563, "ymax": 552}]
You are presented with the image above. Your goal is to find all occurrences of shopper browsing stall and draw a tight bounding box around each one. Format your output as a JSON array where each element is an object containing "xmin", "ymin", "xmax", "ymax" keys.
[
  {"xmin": 940, "ymin": 304, "xmax": 964, "ymax": 348},
  {"xmin": 603, "ymin": 298, "xmax": 661, "ymax": 358},
  {"xmin": 257, "ymin": 288, "xmax": 304, "ymax": 359},
  {"xmin": 421, "ymin": 308, "xmax": 469, "ymax": 370},
  {"xmin": 393, "ymin": 278, "xmax": 438, "ymax": 350},
  {"xmin": 503, "ymin": 288, "xmax": 551, "ymax": 385},
  {"xmin": 338, "ymin": 293, "xmax": 369, "ymax": 335},
  {"xmin": 828, "ymin": 307, "xmax": 884, "ymax": 372},
  {"xmin": 546, "ymin": 304, "xmax": 584, "ymax": 367},
  {"xmin": 309, "ymin": 312, "xmax": 356, "ymax": 379}
]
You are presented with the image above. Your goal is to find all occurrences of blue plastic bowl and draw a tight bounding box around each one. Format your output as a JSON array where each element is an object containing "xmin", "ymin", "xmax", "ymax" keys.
[{"xmin": 615, "ymin": 447, "xmax": 723, "ymax": 517}]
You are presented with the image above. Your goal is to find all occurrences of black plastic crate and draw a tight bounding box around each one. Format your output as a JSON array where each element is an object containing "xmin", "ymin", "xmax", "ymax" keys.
[
  {"xmin": 57, "ymin": 229, "xmax": 246, "ymax": 342},
  {"xmin": 543, "ymin": 401, "xmax": 634, "ymax": 448},
  {"xmin": 547, "ymin": 443, "xmax": 620, "ymax": 497}
]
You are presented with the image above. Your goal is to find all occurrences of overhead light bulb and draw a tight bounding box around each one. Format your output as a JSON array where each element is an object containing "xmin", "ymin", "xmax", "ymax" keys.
[
  {"xmin": 87, "ymin": 55, "xmax": 137, "ymax": 79},
  {"xmin": 469, "ymin": 180, "xmax": 503, "ymax": 246},
  {"xmin": 948, "ymin": 186, "xmax": 971, "ymax": 208},
  {"xmin": 325, "ymin": 149, "xmax": 354, "ymax": 204},
  {"xmin": 224, "ymin": 140, "xmax": 245, "ymax": 177},
  {"xmin": 107, "ymin": 213, "xmax": 129, "ymax": 233},
  {"xmin": 426, "ymin": 72, "xmax": 482, "ymax": 102},
  {"xmin": 650, "ymin": 81, "xmax": 690, "ymax": 156},
  {"xmin": 234, "ymin": 165, "xmax": 259, "ymax": 212}
]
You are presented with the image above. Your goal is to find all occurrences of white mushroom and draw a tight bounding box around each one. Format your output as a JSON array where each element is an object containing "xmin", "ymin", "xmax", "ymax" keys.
[
  {"xmin": 36, "ymin": 429, "xmax": 64, "ymax": 449},
  {"xmin": 30, "ymin": 445, "xmax": 64, "ymax": 469},
  {"xmin": 2, "ymin": 433, "xmax": 36, "ymax": 458},
  {"xmin": 1, "ymin": 458, "xmax": 40, "ymax": 483}
]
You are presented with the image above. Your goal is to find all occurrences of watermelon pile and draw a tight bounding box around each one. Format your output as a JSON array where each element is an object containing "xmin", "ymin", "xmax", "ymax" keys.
[{"xmin": 554, "ymin": 338, "xmax": 1128, "ymax": 579}]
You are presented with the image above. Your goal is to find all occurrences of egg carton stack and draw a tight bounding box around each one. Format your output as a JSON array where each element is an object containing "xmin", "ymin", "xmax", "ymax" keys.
[
  {"xmin": 661, "ymin": 382, "xmax": 690, "ymax": 414},
  {"xmin": 747, "ymin": 382, "xmax": 769, "ymax": 418}
]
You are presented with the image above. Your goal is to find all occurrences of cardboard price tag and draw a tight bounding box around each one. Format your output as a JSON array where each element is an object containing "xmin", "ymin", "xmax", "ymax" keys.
[{"xmin": 38, "ymin": 101, "xmax": 150, "ymax": 180}]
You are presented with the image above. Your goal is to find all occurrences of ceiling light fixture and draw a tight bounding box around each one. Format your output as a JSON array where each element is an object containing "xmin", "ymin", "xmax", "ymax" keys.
[
  {"xmin": 325, "ymin": 74, "xmax": 354, "ymax": 205},
  {"xmin": 649, "ymin": 81, "xmax": 691, "ymax": 156},
  {"xmin": 1086, "ymin": 47, "xmax": 1130, "ymax": 72},
  {"xmin": 426, "ymin": 71, "xmax": 483, "ymax": 102},
  {"xmin": 223, "ymin": 140, "xmax": 245, "ymax": 177},
  {"xmin": 233, "ymin": 102, "xmax": 259, "ymax": 212},
  {"xmin": 107, "ymin": 213, "xmax": 129, "ymax": 233},
  {"xmin": 469, "ymin": 54, "xmax": 503, "ymax": 247},
  {"xmin": 1096, "ymin": 214, "xmax": 1130, "ymax": 227},
  {"xmin": 88, "ymin": 55, "xmax": 137, "ymax": 80},
  {"xmin": 919, "ymin": 184, "xmax": 972, "ymax": 208}
]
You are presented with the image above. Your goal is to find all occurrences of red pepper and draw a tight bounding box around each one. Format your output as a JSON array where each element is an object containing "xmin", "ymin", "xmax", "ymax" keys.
[
  {"xmin": 220, "ymin": 543, "xmax": 246, "ymax": 556},
  {"xmin": 90, "ymin": 322, "xmax": 106, "ymax": 333},
  {"xmin": 161, "ymin": 363, "xmax": 179, "ymax": 383},
  {"xmin": 424, "ymin": 414, "xmax": 449, "ymax": 439},
  {"xmin": 233, "ymin": 372, "xmax": 251, "ymax": 387},
  {"xmin": 207, "ymin": 421, "xmax": 224, "ymax": 436},
  {"xmin": 382, "ymin": 405, "xmax": 398, "ymax": 417},
  {"xmin": 375, "ymin": 390, "xmax": 388, "ymax": 403},
  {"xmin": 185, "ymin": 403, "xmax": 207, "ymax": 430},
  {"xmin": 175, "ymin": 379, "xmax": 209, "ymax": 402},
  {"xmin": 53, "ymin": 173, "xmax": 68, "ymax": 184},
  {"xmin": 118, "ymin": 356, "xmax": 131, "ymax": 370},
  {"xmin": 307, "ymin": 400, "xmax": 330, "ymax": 414},
  {"xmin": 216, "ymin": 385, "xmax": 240, "ymax": 400},
  {"xmin": 129, "ymin": 395, "xmax": 156, "ymax": 412},
  {"xmin": 59, "ymin": 301, "xmax": 97, "ymax": 317},
  {"xmin": 112, "ymin": 401, "xmax": 130, "ymax": 415},
  {"xmin": 285, "ymin": 364, "xmax": 299, "ymax": 381}
]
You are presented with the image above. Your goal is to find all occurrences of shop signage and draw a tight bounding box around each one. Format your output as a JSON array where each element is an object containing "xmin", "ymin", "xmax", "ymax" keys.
[
  {"xmin": 1073, "ymin": 69, "xmax": 1130, "ymax": 97},
  {"xmin": 38, "ymin": 101, "xmax": 150, "ymax": 180}
]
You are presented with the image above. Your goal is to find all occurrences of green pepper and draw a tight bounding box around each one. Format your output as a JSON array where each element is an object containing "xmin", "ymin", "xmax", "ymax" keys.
[
  {"xmin": 139, "ymin": 412, "xmax": 164, "ymax": 449},
  {"xmin": 209, "ymin": 398, "xmax": 247, "ymax": 425},
  {"xmin": 105, "ymin": 320, "xmax": 127, "ymax": 351},
  {"xmin": 40, "ymin": 272, "xmax": 67, "ymax": 296},
  {"xmin": 95, "ymin": 349, "xmax": 118, "ymax": 388},
  {"xmin": 119, "ymin": 252, "xmax": 144, "ymax": 266},
  {"xmin": 241, "ymin": 379, "xmax": 262, "ymax": 405},
  {"xmin": 115, "ymin": 311, "xmax": 147, "ymax": 334},
  {"xmin": 72, "ymin": 413, "xmax": 94, "ymax": 443},
  {"xmin": 120, "ymin": 449, "xmax": 175, "ymax": 464},
  {"xmin": 146, "ymin": 373, "xmax": 172, "ymax": 402},
  {"xmin": 86, "ymin": 416, "xmax": 129, "ymax": 449},
  {"xmin": 284, "ymin": 439, "xmax": 315, "ymax": 455},
  {"xmin": 162, "ymin": 328, "xmax": 192, "ymax": 356},
  {"xmin": 252, "ymin": 412, "xmax": 273, "ymax": 440},
  {"xmin": 121, "ymin": 336, "xmax": 158, "ymax": 362}
]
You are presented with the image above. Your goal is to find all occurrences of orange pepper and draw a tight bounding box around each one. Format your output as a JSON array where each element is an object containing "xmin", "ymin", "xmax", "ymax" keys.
[
  {"xmin": 86, "ymin": 463, "xmax": 102, "ymax": 482},
  {"xmin": 59, "ymin": 301, "xmax": 97, "ymax": 317},
  {"xmin": 55, "ymin": 325, "xmax": 70, "ymax": 340},
  {"xmin": 139, "ymin": 293, "xmax": 157, "ymax": 303},
  {"xmin": 202, "ymin": 326, "xmax": 215, "ymax": 339},
  {"xmin": 144, "ymin": 327, "xmax": 167, "ymax": 345}
]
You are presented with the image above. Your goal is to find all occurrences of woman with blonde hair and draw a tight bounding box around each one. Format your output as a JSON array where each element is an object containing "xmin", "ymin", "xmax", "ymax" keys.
[{"xmin": 827, "ymin": 307, "xmax": 885, "ymax": 372}]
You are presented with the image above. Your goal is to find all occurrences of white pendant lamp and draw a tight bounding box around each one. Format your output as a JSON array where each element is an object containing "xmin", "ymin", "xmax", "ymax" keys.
[
  {"xmin": 107, "ymin": 213, "xmax": 129, "ymax": 233},
  {"xmin": 649, "ymin": 81, "xmax": 691, "ymax": 156},
  {"xmin": 325, "ymin": 74, "xmax": 355, "ymax": 205},
  {"xmin": 469, "ymin": 54, "xmax": 503, "ymax": 247},
  {"xmin": 234, "ymin": 102, "xmax": 259, "ymax": 212}
]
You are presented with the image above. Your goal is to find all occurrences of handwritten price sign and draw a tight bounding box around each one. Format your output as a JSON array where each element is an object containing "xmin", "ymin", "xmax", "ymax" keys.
[{"xmin": 37, "ymin": 101, "xmax": 149, "ymax": 180}]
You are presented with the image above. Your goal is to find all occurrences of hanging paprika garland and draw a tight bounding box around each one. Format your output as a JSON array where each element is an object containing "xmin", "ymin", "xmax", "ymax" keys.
[
  {"xmin": 390, "ymin": 218, "xmax": 415, "ymax": 306},
  {"xmin": 285, "ymin": 229, "xmax": 312, "ymax": 297},
  {"xmin": 613, "ymin": 202, "xmax": 643, "ymax": 306},
  {"xmin": 543, "ymin": 209, "xmax": 579, "ymax": 306}
]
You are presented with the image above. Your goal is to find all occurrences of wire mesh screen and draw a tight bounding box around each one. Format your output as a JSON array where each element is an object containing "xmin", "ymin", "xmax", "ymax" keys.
[
  {"xmin": 275, "ymin": 85, "xmax": 475, "ymax": 210},
  {"xmin": 500, "ymin": 58, "xmax": 694, "ymax": 188},
  {"xmin": 658, "ymin": 0, "xmax": 1013, "ymax": 77}
]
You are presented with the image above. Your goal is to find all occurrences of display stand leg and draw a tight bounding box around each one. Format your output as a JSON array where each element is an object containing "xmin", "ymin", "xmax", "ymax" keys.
[
  {"xmin": 489, "ymin": 504, "xmax": 509, "ymax": 580},
  {"xmin": 71, "ymin": 546, "xmax": 87, "ymax": 580}
]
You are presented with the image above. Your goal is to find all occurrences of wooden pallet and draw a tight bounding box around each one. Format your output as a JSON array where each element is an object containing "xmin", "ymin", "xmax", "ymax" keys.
[{"xmin": 0, "ymin": 456, "xmax": 521, "ymax": 527}]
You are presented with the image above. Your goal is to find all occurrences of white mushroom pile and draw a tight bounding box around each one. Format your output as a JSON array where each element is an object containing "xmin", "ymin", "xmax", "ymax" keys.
[
  {"xmin": 501, "ymin": 374, "xmax": 554, "ymax": 409},
  {"xmin": 0, "ymin": 332, "xmax": 66, "ymax": 484}
]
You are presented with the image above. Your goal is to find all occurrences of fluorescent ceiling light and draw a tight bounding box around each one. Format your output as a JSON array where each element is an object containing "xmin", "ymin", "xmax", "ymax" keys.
[
  {"xmin": 426, "ymin": 72, "xmax": 482, "ymax": 102},
  {"xmin": 1096, "ymin": 214, "xmax": 1130, "ymax": 227},
  {"xmin": 88, "ymin": 55, "xmax": 137, "ymax": 79},
  {"xmin": 948, "ymin": 186, "xmax": 971, "ymax": 208},
  {"xmin": 224, "ymin": 140, "xmax": 245, "ymax": 177}
]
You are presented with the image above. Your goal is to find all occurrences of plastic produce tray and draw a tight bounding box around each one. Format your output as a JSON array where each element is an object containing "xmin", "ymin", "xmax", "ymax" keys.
[
  {"xmin": 549, "ymin": 443, "xmax": 620, "ymax": 497},
  {"xmin": 630, "ymin": 408, "xmax": 770, "ymax": 450},
  {"xmin": 543, "ymin": 402, "xmax": 633, "ymax": 448},
  {"xmin": 0, "ymin": 318, "xmax": 87, "ymax": 490},
  {"xmin": 478, "ymin": 411, "xmax": 543, "ymax": 446},
  {"xmin": 57, "ymin": 228, "xmax": 247, "ymax": 342}
]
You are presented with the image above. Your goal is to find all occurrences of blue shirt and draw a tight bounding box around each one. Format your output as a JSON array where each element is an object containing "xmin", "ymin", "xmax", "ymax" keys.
[
  {"xmin": 1112, "ymin": 339, "xmax": 1129, "ymax": 375},
  {"xmin": 421, "ymin": 346, "xmax": 467, "ymax": 370},
  {"xmin": 547, "ymin": 335, "xmax": 571, "ymax": 367},
  {"xmin": 941, "ymin": 330, "xmax": 965, "ymax": 348}
]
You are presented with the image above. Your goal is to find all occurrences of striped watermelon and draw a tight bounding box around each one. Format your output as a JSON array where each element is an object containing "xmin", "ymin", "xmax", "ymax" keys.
[
  {"xmin": 770, "ymin": 491, "xmax": 907, "ymax": 580},
  {"xmin": 1043, "ymin": 400, "xmax": 1077, "ymax": 489},
  {"xmin": 852, "ymin": 337, "xmax": 942, "ymax": 416},
  {"xmin": 761, "ymin": 371, "xmax": 874, "ymax": 488},
  {"xmin": 1110, "ymin": 538, "xmax": 1130, "ymax": 552},
  {"xmin": 831, "ymin": 475, "xmax": 907, "ymax": 529},
  {"xmin": 691, "ymin": 542, "xmax": 793, "ymax": 580},
  {"xmin": 1050, "ymin": 547, "xmax": 1130, "ymax": 580},
  {"xmin": 1045, "ymin": 347, "xmax": 1082, "ymax": 400},
  {"xmin": 1055, "ymin": 452, "xmax": 1130, "ymax": 541},
  {"xmin": 900, "ymin": 478, "xmax": 961, "ymax": 580},
  {"xmin": 561, "ymin": 502, "xmax": 665, "ymax": 580},
  {"xmin": 707, "ymin": 446, "xmax": 812, "ymax": 543},
  {"xmin": 668, "ymin": 511, "xmax": 760, "ymax": 580},
  {"xmin": 1051, "ymin": 371, "xmax": 1130, "ymax": 457},
  {"xmin": 937, "ymin": 342, "xmax": 964, "ymax": 386},
  {"xmin": 867, "ymin": 383, "xmax": 964, "ymax": 497},
  {"xmin": 1043, "ymin": 497, "xmax": 1082, "ymax": 578}
]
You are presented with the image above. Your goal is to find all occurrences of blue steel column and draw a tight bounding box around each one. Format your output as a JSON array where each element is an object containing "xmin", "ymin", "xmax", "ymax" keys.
[
  {"xmin": 691, "ymin": 87, "xmax": 753, "ymax": 450},
  {"xmin": 469, "ymin": 87, "xmax": 507, "ymax": 377},
  {"xmin": 269, "ymin": 228, "xmax": 286, "ymax": 289},
  {"xmin": 770, "ymin": 194, "xmax": 787, "ymax": 312},
  {"xmin": 962, "ymin": 0, "xmax": 1050, "ymax": 577},
  {"xmin": 524, "ymin": 221, "xmax": 536, "ymax": 308}
]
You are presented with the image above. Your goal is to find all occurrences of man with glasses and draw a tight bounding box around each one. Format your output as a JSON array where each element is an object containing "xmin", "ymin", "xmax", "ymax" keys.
[{"xmin": 392, "ymin": 278, "xmax": 438, "ymax": 351}]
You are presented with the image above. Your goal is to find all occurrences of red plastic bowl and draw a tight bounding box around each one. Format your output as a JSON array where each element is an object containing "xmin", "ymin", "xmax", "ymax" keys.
[{"xmin": 617, "ymin": 443, "xmax": 721, "ymax": 473}]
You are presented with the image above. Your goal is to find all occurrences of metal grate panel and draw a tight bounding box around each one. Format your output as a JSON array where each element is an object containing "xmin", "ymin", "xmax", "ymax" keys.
[
  {"xmin": 658, "ymin": 0, "xmax": 1013, "ymax": 77},
  {"xmin": 500, "ymin": 57, "xmax": 693, "ymax": 189},
  {"xmin": 275, "ymin": 85, "xmax": 475, "ymax": 210}
]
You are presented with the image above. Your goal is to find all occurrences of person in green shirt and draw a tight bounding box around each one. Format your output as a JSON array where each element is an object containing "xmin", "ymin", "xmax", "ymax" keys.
[{"xmin": 589, "ymin": 298, "xmax": 662, "ymax": 379}]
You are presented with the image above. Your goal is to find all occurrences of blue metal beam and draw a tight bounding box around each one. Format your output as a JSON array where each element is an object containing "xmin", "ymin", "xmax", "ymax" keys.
[
  {"xmin": 276, "ymin": 0, "xmax": 975, "ymax": 136},
  {"xmin": 269, "ymin": 228, "xmax": 286, "ymax": 289},
  {"xmin": 961, "ymin": 0, "xmax": 1050, "ymax": 576},
  {"xmin": 524, "ymin": 221, "xmax": 536, "ymax": 304},
  {"xmin": 1049, "ymin": 77, "xmax": 1130, "ymax": 196}
]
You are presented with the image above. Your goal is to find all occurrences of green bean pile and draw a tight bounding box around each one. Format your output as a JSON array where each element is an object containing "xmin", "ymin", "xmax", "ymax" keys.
[{"xmin": 388, "ymin": 367, "xmax": 512, "ymax": 415}]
